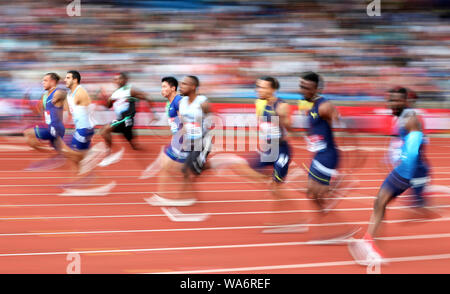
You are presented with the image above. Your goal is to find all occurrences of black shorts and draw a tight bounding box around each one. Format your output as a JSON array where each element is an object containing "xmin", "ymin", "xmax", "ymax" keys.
[
  {"xmin": 182, "ymin": 132, "xmax": 213, "ymax": 175},
  {"xmin": 111, "ymin": 115, "xmax": 134, "ymax": 141}
]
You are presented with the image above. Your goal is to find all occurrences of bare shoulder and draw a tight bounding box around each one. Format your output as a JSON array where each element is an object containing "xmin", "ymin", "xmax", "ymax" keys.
[
  {"xmin": 54, "ymin": 89, "xmax": 66, "ymax": 98},
  {"xmin": 75, "ymin": 87, "xmax": 91, "ymax": 105},
  {"xmin": 276, "ymin": 101, "xmax": 290, "ymax": 115}
]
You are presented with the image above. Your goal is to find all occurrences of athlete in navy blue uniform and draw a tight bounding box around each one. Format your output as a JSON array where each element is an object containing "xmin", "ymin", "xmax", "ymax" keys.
[
  {"xmin": 299, "ymin": 72, "xmax": 341, "ymax": 212},
  {"xmin": 250, "ymin": 77, "xmax": 292, "ymax": 185},
  {"xmin": 212, "ymin": 77, "xmax": 296, "ymax": 227},
  {"xmin": 24, "ymin": 73, "xmax": 66, "ymax": 152}
]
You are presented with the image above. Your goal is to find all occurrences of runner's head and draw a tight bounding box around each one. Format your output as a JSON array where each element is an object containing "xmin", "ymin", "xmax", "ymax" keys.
[
  {"xmin": 299, "ymin": 72, "xmax": 322, "ymax": 102},
  {"xmin": 65, "ymin": 70, "xmax": 81, "ymax": 88},
  {"xmin": 114, "ymin": 72, "xmax": 128, "ymax": 88},
  {"xmin": 387, "ymin": 87, "xmax": 408, "ymax": 116},
  {"xmin": 42, "ymin": 73, "xmax": 60, "ymax": 91},
  {"xmin": 179, "ymin": 75, "xmax": 199, "ymax": 96},
  {"xmin": 161, "ymin": 76, "xmax": 178, "ymax": 99},
  {"xmin": 256, "ymin": 76, "xmax": 279, "ymax": 100}
]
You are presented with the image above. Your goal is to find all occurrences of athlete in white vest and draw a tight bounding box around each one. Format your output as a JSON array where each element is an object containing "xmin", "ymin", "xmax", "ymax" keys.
[
  {"xmin": 145, "ymin": 75, "xmax": 212, "ymax": 209},
  {"xmin": 56, "ymin": 70, "xmax": 104, "ymax": 174},
  {"xmin": 98, "ymin": 72, "xmax": 153, "ymax": 166}
]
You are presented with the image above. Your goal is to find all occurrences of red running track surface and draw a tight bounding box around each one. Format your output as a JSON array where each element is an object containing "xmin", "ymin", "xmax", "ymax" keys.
[{"xmin": 0, "ymin": 135, "xmax": 449, "ymax": 274}]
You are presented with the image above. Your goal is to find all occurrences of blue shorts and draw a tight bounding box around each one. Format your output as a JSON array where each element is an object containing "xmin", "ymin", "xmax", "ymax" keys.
[
  {"xmin": 35, "ymin": 124, "xmax": 65, "ymax": 147},
  {"xmin": 164, "ymin": 145, "xmax": 187, "ymax": 163},
  {"xmin": 69, "ymin": 128, "xmax": 94, "ymax": 151},
  {"xmin": 308, "ymin": 148, "xmax": 339, "ymax": 186},
  {"xmin": 381, "ymin": 170, "xmax": 411, "ymax": 198},
  {"xmin": 249, "ymin": 140, "xmax": 291, "ymax": 183}
]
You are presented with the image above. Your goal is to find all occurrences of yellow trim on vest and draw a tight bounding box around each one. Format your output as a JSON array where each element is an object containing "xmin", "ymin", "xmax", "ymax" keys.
[
  {"xmin": 255, "ymin": 99, "xmax": 267, "ymax": 117},
  {"xmin": 298, "ymin": 100, "xmax": 313, "ymax": 112}
]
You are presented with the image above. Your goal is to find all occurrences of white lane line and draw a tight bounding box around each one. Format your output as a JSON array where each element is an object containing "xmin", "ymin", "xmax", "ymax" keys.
[
  {"xmin": 58, "ymin": 181, "xmax": 116, "ymax": 197},
  {"xmin": 0, "ymin": 234, "xmax": 450, "ymax": 258},
  {"xmin": 147, "ymin": 253, "xmax": 450, "ymax": 274},
  {"xmin": 0, "ymin": 178, "xmax": 448, "ymax": 188},
  {"xmin": 1, "ymin": 193, "xmax": 450, "ymax": 208},
  {"xmin": 0, "ymin": 205, "xmax": 448, "ymax": 221},
  {"xmin": 2, "ymin": 183, "xmax": 450, "ymax": 197},
  {"xmin": 1, "ymin": 220, "xmax": 450, "ymax": 237}
]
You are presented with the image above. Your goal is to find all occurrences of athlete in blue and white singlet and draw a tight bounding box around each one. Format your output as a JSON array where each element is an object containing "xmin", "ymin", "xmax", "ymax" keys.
[
  {"xmin": 55, "ymin": 70, "xmax": 104, "ymax": 175},
  {"xmin": 386, "ymin": 87, "xmax": 430, "ymax": 208},
  {"xmin": 349, "ymin": 110, "xmax": 429, "ymax": 265},
  {"xmin": 143, "ymin": 77, "xmax": 201, "ymax": 208},
  {"xmin": 24, "ymin": 73, "xmax": 66, "ymax": 152},
  {"xmin": 66, "ymin": 83, "xmax": 95, "ymax": 151},
  {"xmin": 165, "ymin": 90, "xmax": 186, "ymax": 163}
]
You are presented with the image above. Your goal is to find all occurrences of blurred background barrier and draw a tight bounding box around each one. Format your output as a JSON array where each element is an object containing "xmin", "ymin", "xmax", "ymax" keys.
[{"xmin": 1, "ymin": 98, "xmax": 448, "ymax": 135}]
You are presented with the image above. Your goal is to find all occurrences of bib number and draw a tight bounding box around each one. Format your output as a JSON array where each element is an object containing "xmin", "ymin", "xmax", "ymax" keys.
[
  {"xmin": 168, "ymin": 118, "xmax": 179, "ymax": 134},
  {"xmin": 259, "ymin": 122, "xmax": 281, "ymax": 140},
  {"xmin": 44, "ymin": 111, "xmax": 51, "ymax": 124},
  {"xmin": 305, "ymin": 135, "xmax": 326, "ymax": 152},
  {"xmin": 185, "ymin": 122, "xmax": 202, "ymax": 139}
]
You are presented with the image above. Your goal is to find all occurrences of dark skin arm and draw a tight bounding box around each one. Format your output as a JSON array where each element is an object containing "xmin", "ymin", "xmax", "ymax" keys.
[
  {"xmin": 318, "ymin": 100, "xmax": 340, "ymax": 126},
  {"xmin": 201, "ymin": 100, "xmax": 211, "ymax": 115}
]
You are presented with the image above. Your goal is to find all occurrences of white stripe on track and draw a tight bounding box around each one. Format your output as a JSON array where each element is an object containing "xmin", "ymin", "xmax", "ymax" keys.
[
  {"xmin": 1, "ymin": 183, "xmax": 450, "ymax": 197},
  {"xmin": 0, "ymin": 221, "xmax": 450, "ymax": 237},
  {"xmin": 0, "ymin": 205, "xmax": 448, "ymax": 221},
  {"xmin": 0, "ymin": 171, "xmax": 449, "ymax": 180},
  {"xmin": 147, "ymin": 253, "xmax": 450, "ymax": 274},
  {"xmin": 0, "ymin": 234, "xmax": 449, "ymax": 259},
  {"xmin": 1, "ymin": 193, "xmax": 450, "ymax": 208},
  {"xmin": 0, "ymin": 178, "xmax": 448, "ymax": 188}
]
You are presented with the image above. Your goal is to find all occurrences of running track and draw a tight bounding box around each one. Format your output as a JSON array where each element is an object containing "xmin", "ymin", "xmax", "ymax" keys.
[{"xmin": 0, "ymin": 135, "xmax": 449, "ymax": 274}]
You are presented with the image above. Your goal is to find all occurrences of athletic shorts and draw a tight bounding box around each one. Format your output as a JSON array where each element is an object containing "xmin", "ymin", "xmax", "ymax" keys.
[
  {"xmin": 164, "ymin": 145, "xmax": 188, "ymax": 163},
  {"xmin": 70, "ymin": 128, "xmax": 95, "ymax": 151},
  {"xmin": 34, "ymin": 123, "xmax": 65, "ymax": 147},
  {"xmin": 308, "ymin": 148, "xmax": 339, "ymax": 186},
  {"xmin": 249, "ymin": 140, "xmax": 291, "ymax": 183},
  {"xmin": 183, "ymin": 132, "xmax": 213, "ymax": 175},
  {"xmin": 381, "ymin": 169, "xmax": 411, "ymax": 198},
  {"xmin": 409, "ymin": 164, "xmax": 430, "ymax": 207},
  {"xmin": 111, "ymin": 116, "xmax": 134, "ymax": 141}
]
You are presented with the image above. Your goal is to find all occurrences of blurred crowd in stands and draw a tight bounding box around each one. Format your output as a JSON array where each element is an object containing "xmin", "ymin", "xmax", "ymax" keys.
[{"xmin": 0, "ymin": 0, "xmax": 449, "ymax": 103}]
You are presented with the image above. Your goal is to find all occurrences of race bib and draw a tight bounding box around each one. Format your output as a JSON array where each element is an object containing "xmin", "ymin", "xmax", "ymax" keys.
[
  {"xmin": 185, "ymin": 122, "xmax": 202, "ymax": 139},
  {"xmin": 305, "ymin": 135, "xmax": 326, "ymax": 152},
  {"xmin": 168, "ymin": 117, "xmax": 179, "ymax": 134},
  {"xmin": 44, "ymin": 111, "xmax": 51, "ymax": 125},
  {"xmin": 259, "ymin": 122, "xmax": 281, "ymax": 140}
]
